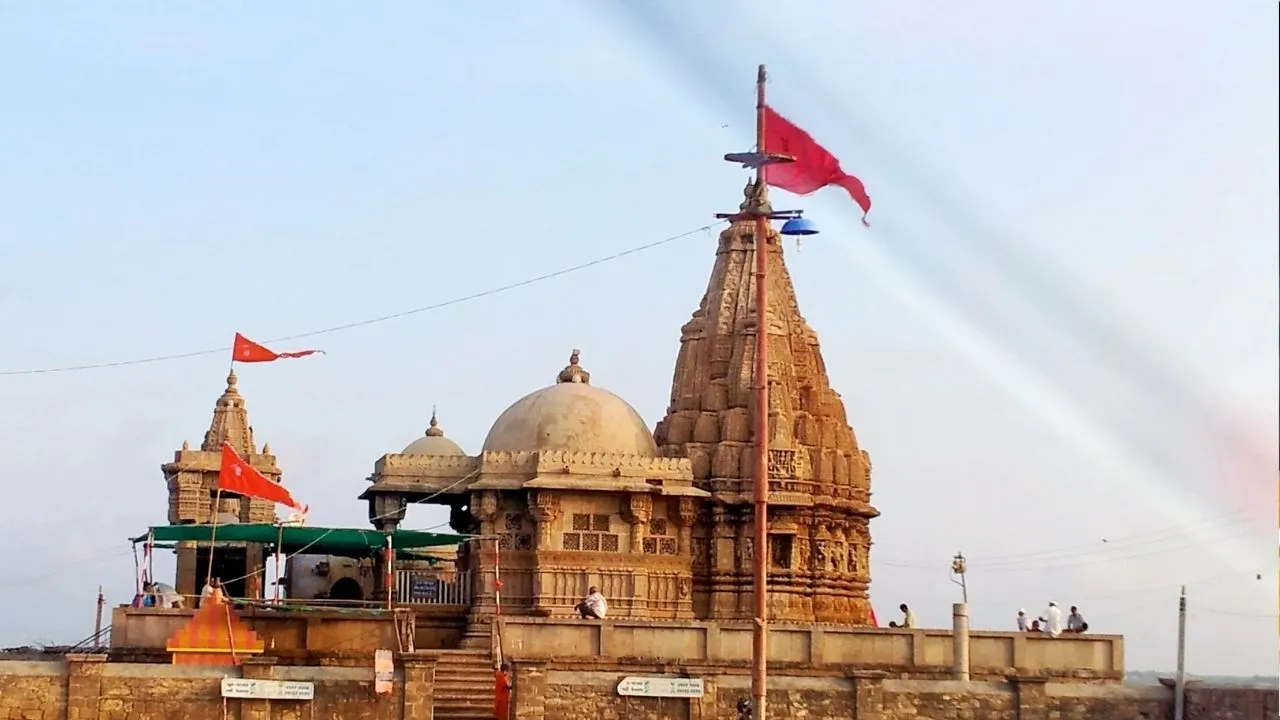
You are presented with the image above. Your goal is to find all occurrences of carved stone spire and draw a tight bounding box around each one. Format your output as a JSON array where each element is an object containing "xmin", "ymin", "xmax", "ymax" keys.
[
  {"xmin": 201, "ymin": 370, "xmax": 256, "ymax": 455},
  {"xmin": 656, "ymin": 197, "xmax": 878, "ymax": 625}
]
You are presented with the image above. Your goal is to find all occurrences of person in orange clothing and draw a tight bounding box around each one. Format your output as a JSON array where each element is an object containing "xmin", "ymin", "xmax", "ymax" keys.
[{"xmin": 494, "ymin": 662, "xmax": 512, "ymax": 720}]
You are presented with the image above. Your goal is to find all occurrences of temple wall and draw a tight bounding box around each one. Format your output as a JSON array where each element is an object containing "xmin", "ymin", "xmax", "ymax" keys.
[
  {"xmin": 0, "ymin": 654, "xmax": 436, "ymax": 720},
  {"xmin": 2, "ymin": 654, "xmax": 1274, "ymax": 719},
  {"xmin": 515, "ymin": 665, "xmax": 1278, "ymax": 720},
  {"xmin": 502, "ymin": 618, "xmax": 1125, "ymax": 680}
]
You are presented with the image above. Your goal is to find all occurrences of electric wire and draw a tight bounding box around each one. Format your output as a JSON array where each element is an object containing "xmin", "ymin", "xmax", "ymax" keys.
[{"xmin": 0, "ymin": 222, "xmax": 722, "ymax": 376}]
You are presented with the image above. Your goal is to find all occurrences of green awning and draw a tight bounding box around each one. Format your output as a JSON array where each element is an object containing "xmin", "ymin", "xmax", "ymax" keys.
[{"xmin": 133, "ymin": 524, "xmax": 468, "ymax": 557}]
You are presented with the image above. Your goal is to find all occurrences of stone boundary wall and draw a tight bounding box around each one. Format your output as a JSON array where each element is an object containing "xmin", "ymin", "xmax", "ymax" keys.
[
  {"xmin": 0, "ymin": 654, "xmax": 436, "ymax": 720},
  {"xmin": 2, "ymin": 654, "xmax": 1275, "ymax": 719},
  {"xmin": 502, "ymin": 617, "xmax": 1125, "ymax": 680},
  {"xmin": 512, "ymin": 663, "xmax": 1278, "ymax": 720}
]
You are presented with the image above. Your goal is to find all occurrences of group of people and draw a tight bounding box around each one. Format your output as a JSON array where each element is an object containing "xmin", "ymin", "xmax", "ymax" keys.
[
  {"xmin": 1017, "ymin": 601, "xmax": 1087, "ymax": 637},
  {"xmin": 133, "ymin": 578, "xmax": 228, "ymax": 609},
  {"xmin": 879, "ymin": 601, "xmax": 1088, "ymax": 638}
]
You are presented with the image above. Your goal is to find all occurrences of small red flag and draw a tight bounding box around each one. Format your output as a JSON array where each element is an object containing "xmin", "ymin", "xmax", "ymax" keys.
[
  {"xmin": 232, "ymin": 333, "xmax": 321, "ymax": 363},
  {"xmin": 217, "ymin": 443, "xmax": 307, "ymax": 512},
  {"xmin": 763, "ymin": 105, "xmax": 872, "ymax": 226},
  {"xmin": 869, "ymin": 606, "xmax": 879, "ymax": 628}
]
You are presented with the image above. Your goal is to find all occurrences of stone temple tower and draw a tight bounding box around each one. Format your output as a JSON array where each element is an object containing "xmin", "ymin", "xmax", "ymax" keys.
[
  {"xmin": 161, "ymin": 371, "xmax": 284, "ymax": 599},
  {"xmin": 654, "ymin": 181, "xmax": 879, "ymax": 625}
]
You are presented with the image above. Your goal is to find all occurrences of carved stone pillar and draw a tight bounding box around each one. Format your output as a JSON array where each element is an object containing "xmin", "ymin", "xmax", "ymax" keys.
[
  {"xmin": 528, "ymin": 491, "xmax": 561, "ymax": 550},
  {"xmin": 674, "ymin": 497, "xmax": 697, "ymax": 555},
  {"xmin": 622, "ymin": 494, "xmax": 652, "ymax": 554},
  {"xmin": 368, "ymin": 493, "xmax": 407, "ymax": 533},
  {"xmin": 469, "ymin": 491, "xmax": 501, "ymax": 618},
  {"xmin": 528, "ymin": 490, "xmax": 561, "ymax": 617}
]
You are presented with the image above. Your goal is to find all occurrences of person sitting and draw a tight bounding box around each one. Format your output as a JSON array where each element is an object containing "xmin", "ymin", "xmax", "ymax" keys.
[
  {"xmin": 1016, "ymin": 608, "xmax": 1029, "ymax": 631},
  {"xmin": 888, "ymin": 603, "xmax": 914, "ymax": 628},
  {"xmin": 200, "ymin": 577, "xmax": 226, "ymax": 606},
  {"xmin": 575, "ymin": 586, "xmax": 607, "ymax": 619},
  {"xmin": 1067, "ymin": 606, "xmax": 1087, "ymax": 633},
  {"xmin": 151, "ymin": 581, "xmax": 185, "ymax": 608},
  {"xmin": 1029, "ymin": 619, "xmax": 1042, "ymax": 632}
]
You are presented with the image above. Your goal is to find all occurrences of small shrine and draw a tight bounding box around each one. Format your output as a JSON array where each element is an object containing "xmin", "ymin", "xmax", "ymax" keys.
[{"xmin": 164, "ymin": 596, "xmax": 264, "ymax": 666}]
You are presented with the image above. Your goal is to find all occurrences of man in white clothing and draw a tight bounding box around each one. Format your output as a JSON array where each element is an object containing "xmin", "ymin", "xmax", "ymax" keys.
[
  {"xmin": 151, "ymin": 582, "xmax": 184, "ymax": 609},
  {"xmin": 1039, "ymin": 601, "xmax": 1063, "ymax": 637},
  {"xmin": 576, "ymin": 586, "xmax": 607, "ymax": 619},
  {"xmin": 1016, "ymin": 609, "xmax": 1029, "ymax": 631}
]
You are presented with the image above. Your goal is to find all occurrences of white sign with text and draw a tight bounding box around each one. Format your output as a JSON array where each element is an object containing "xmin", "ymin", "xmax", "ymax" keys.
[
  {"xmin": 220, "ymin": 678, "xmax": 315, "ymax": 700},
  {"xmin": 617, "ymin": 676, "xmax": 704, "ymax": 698}
]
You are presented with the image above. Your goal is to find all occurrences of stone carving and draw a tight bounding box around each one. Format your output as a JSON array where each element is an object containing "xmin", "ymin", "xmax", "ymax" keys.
[{"xmin": 653, "ymin": 196, "xmax": 880, "ymax": 626}]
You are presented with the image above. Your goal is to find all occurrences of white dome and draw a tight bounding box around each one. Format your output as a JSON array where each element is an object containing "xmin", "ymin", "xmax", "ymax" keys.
[
  {"xmin": 481, "ymin": 352, "xmax": 656, "ymax": 457},
  {"xmin": 401, "ymin": 410, "xmax": 466, "ymax": 456}
]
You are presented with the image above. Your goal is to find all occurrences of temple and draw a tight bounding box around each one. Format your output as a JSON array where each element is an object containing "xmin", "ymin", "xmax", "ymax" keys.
[
  {"xmin": 75, "ymin": 176, "xmax": 1135, "ymax": 720},
  {"xmin": 353, "ymin": 180, "xmax": 876, "ymax": 629},
  {"xmin": 161, "ymin": 371, "xmax": 282, "ymax": 600}
]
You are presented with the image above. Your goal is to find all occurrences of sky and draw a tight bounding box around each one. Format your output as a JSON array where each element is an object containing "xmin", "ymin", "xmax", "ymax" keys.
[{"xmin": 0, "ymin": 1, "xmax": 1276, "ymax": 676}]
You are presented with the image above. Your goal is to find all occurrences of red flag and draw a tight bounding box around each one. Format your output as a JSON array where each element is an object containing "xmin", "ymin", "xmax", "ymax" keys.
[
  {"xmin": 763, "ymin": 105, "xmax": 872, "ymax": 226},
  {"xmin": 869, "ymin": 606, "xmax": 879, "ymax": 628},
  {"xmin": 217, "ymin": 443, "xmax": 307, "ymax": 512},
  {"xmin": 232, "ymin": 333, "xmax": 321, "ymax": 363}
]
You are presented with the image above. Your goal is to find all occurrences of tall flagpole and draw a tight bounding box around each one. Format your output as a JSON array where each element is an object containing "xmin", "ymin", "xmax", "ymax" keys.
[
  {"xmin": 716, "ymin": 64, "xmax": 810, "ymax": 720},
  {"xmin": 750, "ymin": 62, "xmax": 771, "ymax": 720}
]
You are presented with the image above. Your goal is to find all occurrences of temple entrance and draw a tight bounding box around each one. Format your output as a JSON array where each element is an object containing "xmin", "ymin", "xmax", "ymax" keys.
[
  {"xmin": 195, "ymin": 547, "xmax": 249, "ymax": 599},
  {"xmin": 329, "ymin": 577, "xmax": 364, "ymax": 601}
]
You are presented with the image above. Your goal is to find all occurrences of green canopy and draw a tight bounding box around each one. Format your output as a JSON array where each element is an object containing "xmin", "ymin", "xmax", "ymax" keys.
[{"xmin": 134, "ymin": 524, "xmax": 468, "ymax": 558}]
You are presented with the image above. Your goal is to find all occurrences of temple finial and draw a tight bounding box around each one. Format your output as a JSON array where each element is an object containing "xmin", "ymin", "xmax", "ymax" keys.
[
  {"xmin": 425, "ymin": 406, "xmax": 444, "ymax": 437},
  {"xmin": 557, "ymin": 349, "xmax": 590, "ymax": 385}
]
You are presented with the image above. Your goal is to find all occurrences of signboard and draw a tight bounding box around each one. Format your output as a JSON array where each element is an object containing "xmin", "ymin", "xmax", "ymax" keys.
[
  {"xmin": 617, "ymin": 676, "xmax": 704, "ymax": 698},
  {"xmin": 409, "ymin": 576, "xmax": 440, "ymax": 602},
  {"xmin": 220, "ymin": 679, "xmax": 314, "ymax": 700},
  {"xmin": 374, "ymin": 648, "xmax": 394, "ymax": 695}
]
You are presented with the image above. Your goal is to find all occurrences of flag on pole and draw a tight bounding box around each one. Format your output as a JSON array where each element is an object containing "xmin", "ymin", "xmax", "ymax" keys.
[
  {"xmin": 232, "ymin": 333, "xmax": 322, "ymax": 363},
  {"xmin": 763, "ymin": 105, "xmax": 872, "ymax": 226},
  {"xmin": 218, "ymin": 442, "xmax": 308, "ymax": 512}
]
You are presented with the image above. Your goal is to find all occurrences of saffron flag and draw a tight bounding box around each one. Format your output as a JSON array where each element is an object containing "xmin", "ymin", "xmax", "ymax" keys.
[
  {"xmin": 218, "ymin": 443, "xmax": 307, "ymax": 512},
  {"xmin": 869, "ymin": 606, "xmax": 879, "ymax": 628},
  {"xmin": 232, "ymin": 333, "xmax": 322, "ymax": 363},
  {"xmin": 763, "ymin": 105, "xmax": 872, "ymax": 226}
]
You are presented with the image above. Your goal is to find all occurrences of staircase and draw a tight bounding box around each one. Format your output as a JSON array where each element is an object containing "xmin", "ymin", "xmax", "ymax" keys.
[{"xmin": 433, "ymin": 649, "xmax": 497, "ymax": 719}]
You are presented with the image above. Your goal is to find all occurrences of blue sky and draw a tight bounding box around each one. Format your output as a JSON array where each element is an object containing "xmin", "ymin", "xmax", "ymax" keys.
[{"xmin": 0, "ymin": 2, "xmax": 1275, "ymax": 675}]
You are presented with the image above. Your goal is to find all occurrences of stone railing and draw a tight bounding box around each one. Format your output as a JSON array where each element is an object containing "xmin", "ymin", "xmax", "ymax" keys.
[{"xmin": 500, "ymin": 617, "xmax": 1124, "ymax": 679}]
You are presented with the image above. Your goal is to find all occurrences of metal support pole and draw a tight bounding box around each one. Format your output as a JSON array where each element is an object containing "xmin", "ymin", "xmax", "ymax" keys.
[
  {"xmin": 750, "ymin": 62, "xmax": 770, "ymax": 720},
  {"xmin": 952, "ymin": 602, "xmax": 970, "ymax": 681},
  {"xmin": 1174, "ymin": 586, "xmax": 1187, "ymax": 720}
]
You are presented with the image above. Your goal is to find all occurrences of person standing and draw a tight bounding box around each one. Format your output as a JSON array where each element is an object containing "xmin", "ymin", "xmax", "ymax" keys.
[
  {"xmin": 1016, "ymin": 609, "xmax": 1029, "ymax": 631},
  {"xmin": 494, "ymin": 662, "xmax": 512, "ymax": 719},
  {"xmin": 1040, "ymin": 601, "xmax": 1064, "ymax": 637}
]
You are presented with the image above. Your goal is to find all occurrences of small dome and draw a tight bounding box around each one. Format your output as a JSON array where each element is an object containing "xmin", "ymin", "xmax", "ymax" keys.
[
  {"xmin": 401, "ymin": 408, "xmax": 466, "ymax": 456},
  {"xmin": 482, "ymin": 351, "xmax": 657, "ymax": 456}
]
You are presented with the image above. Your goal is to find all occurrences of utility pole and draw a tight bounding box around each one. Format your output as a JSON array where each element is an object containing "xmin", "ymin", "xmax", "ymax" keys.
[
  {"xmin": 715, "ymin": 64, "xmax": 814, "ymax": 720},
  {"xmin": 93, "ymin": 586, "xmax": 105, "ymax": 648},
  {"xmin": 950, "ymin": 552, "xmax": 968, "ymax": 603},
  {"xmin": 1174, "ymin": 585, "xmax": 1187, "ymax": 720}
]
